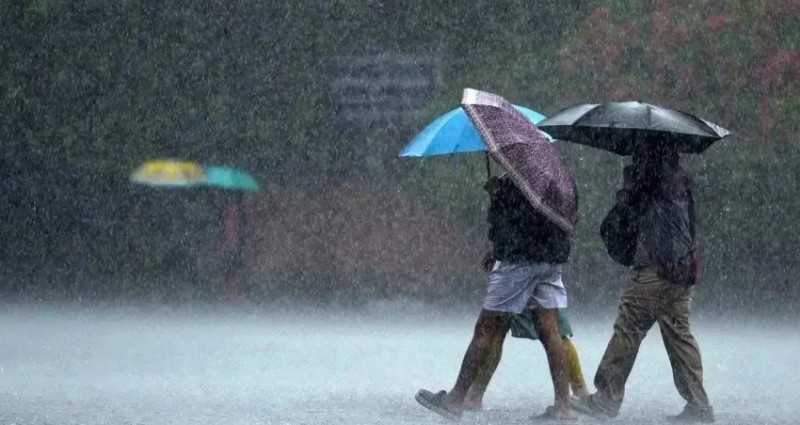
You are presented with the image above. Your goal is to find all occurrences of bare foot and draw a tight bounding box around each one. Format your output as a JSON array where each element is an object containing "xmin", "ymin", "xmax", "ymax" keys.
[
  {"xmin": 535, "ymin": 405, "xmax": 578, "ymax": 421},
  {"xmin": 441, "ymin": 392, "xmax": 466, "ymax": 413},
  {"xmin": 572, "ymin": 388, "xmax": 591, "ymax": 400},
  {"xmin": 462, "ymin": 398, "xmax": 483, "ymax": 411},
  {"xmin": 553, "ymin": 406, "xmax": 578, "ymax": 421}
]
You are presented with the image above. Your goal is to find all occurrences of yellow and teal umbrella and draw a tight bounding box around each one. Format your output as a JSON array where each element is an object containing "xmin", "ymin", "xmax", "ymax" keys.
[
  {"xmin": 130, "ymin": 159, "xmax": 206, "ymax": 188},
  {"xmin": 130, "ymin": 160, "xmax": 259, "ymax": 192}
]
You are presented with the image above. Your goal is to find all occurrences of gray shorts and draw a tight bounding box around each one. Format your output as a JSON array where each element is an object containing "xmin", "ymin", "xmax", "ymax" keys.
[{"xmin": 482, "ymin": 261, "xmax": 568, "ymax": 314}]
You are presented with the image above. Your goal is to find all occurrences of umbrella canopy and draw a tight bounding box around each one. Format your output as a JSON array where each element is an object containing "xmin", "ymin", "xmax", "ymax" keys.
[
  {"xmin": 461, "ymin": 88, "xmax": 578, "ymax": 232},
  {"xmin": 130, "ymin": 159, "xmax": 206, "ymax": 188},
  {"xmin": 399, "ymin": 105, "xmax": 548, "ymax": 157},
  {"xmin": 537, "ymin": 101, "xmax": 731, "ymax": 155},
  {"xmin": 204, "ymin": 166, "xmax": 260, "ymax": 192},
  {"xmin": 538, "ymin": 102, "xmax": 731, "ymax": 155}
]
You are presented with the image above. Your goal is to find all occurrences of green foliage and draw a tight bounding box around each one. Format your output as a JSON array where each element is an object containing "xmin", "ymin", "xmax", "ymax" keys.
[{"xmin": 2, "ymin": 0, "xmax": 798, "ymax": 308}]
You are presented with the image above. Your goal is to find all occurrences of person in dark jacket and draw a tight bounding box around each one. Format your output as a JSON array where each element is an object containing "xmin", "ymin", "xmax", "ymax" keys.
[
  {"xmin": 415, "ymin": 174, "xmax": 576, "ymax": 421},
  {"xmin": 572, "ymin": 142, "xmax": 714, "ymax": 423}
]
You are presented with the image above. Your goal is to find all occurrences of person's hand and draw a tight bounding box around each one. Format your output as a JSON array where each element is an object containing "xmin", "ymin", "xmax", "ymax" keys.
[{"xmin": 481, "ymin": 251, "xmax": 495, "ymax": 272}]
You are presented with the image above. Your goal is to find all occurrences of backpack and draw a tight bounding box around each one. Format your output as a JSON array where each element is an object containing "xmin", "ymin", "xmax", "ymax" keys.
[{"xmin": 599, "ymin": 201, "xmax": 638, "ymax": 267}]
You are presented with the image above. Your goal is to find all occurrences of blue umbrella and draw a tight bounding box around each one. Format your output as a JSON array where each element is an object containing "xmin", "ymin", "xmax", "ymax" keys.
[{"xmin": 399, "ymin": 105, "xmax": 548, "ymax": 157}]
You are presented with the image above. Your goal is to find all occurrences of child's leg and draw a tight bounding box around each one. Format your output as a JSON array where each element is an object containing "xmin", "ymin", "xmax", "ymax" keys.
[{"xmin": 563, "ymin": 337, "xmax": 590, "ymax": 398}]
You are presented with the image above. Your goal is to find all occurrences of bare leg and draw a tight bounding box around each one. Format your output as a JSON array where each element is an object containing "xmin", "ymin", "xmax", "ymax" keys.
[
  {"xmin": 443, "ymin": 309, "xmax": 510, "ymax": 409},
  {"xmin": 464, "ymin": 329, "xmax": 507, "ymax": 409},
  {"xmin": 536, "ymin": 308, "xmax": 577, "ymax": 420}
]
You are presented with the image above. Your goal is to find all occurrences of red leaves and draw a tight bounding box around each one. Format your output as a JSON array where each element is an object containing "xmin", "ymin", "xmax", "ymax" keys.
[
  {"xmin": 705, "ymin": 13, "xmax": 728, "ymax": 31},
  {"xmin": 758, "ymin": 50, "xmax": 800, "ymax": 93}
]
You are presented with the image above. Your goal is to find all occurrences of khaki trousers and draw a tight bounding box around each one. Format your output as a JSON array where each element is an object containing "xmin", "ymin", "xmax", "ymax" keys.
[{"xmin": 593, "ymin": 267, "xmax": 710, "ymax": 416}]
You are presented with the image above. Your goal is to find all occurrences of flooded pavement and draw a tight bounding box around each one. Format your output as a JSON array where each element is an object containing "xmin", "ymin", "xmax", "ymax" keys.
[{"xmin": 0, "ymin": 304, "xmax": 797, "ymax": 424}]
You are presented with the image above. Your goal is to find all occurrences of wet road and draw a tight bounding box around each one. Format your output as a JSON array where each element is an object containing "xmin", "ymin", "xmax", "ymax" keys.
[{"xmin": 0, "ymin": 304, "xmax": 797, "ymax": 424}]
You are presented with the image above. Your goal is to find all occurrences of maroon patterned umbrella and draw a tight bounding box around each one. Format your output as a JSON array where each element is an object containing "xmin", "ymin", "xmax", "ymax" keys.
[{"xmin": 461, "ymin": 88, "xmax": 578, "ymax": 232}]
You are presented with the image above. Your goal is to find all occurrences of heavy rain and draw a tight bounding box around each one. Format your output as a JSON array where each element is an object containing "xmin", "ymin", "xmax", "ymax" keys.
[{"xmin": 2, "ymin": 1, "xmax": 799, "ymax": 424}]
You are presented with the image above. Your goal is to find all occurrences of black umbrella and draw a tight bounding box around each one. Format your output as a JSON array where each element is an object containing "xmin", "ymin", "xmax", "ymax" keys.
[
  {"xmin": 461, "ymin": 88, "xmax": 578, "ymax": 233},
  {"xmin": 537, "ymin": 101, "xmax": 732, "ymax": 155}
]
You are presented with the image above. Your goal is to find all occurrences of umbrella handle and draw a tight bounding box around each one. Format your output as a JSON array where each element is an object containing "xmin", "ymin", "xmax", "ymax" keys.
[{"xmin": 485, "ymin": 152, "xmax": 491, "ymax": 179}]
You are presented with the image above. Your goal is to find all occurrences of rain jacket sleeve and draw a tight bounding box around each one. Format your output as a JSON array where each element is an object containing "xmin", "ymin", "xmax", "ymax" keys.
[{"xmin": 640, "ymin": 170, "xmax": 702, "ymax": 286}]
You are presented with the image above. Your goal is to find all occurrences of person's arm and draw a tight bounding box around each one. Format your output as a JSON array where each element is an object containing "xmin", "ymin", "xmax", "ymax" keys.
[
  {"xmin": 481, "ymin": 251, "xmax": 495, "ymax": 272},
  {"xmin": 650, "ymin": 173, "xmax": 694, "ymax": 257}
]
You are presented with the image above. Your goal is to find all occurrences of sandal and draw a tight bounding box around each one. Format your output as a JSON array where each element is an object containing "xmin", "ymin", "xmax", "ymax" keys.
[{"xmin": 415, "ymin": 389, "xmax": 462, "ymax": 421}]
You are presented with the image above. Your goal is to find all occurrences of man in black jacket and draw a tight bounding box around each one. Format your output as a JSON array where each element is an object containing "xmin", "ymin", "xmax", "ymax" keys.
[
  {"xmin": 573, "ymin": 143, "xmax": 714, "ymax": 423},
  {"xmin": 415, "ymin": 175, "xmax": 576, "ymax": 421}
]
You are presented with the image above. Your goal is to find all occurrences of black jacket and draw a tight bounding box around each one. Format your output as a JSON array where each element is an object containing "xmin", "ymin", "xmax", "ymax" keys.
[
  {"xmin": 600, "ymin": 164, "xmax": 701, "ymax": 286},
  {"xmin": 485, "ymin": 176, "xmax": 570, "ymax": 264}
]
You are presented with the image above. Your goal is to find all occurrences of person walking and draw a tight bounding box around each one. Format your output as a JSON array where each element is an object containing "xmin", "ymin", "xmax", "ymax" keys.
[
  {"xmin": 462, "ymin": 284, "xmax": 590, "ymax": 411},
  {"xmin": 415, "ymin": 174, "xmax": 577, "ymax": 421},
  {"xmin": 572, "ymin": 142, "xmax": 714, "ymax": 423}
]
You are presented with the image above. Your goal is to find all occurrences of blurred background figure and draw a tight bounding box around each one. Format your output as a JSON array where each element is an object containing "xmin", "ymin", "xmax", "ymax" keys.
[{"xmin": 220, "ymin": 193, "xmax": 250, "ymax": 304}]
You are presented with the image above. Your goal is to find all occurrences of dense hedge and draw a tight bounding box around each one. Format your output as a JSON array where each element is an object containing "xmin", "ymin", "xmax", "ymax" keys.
[{"xmin": 2, "ymin": 1, "xmax": 798, "ymax": 312}]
